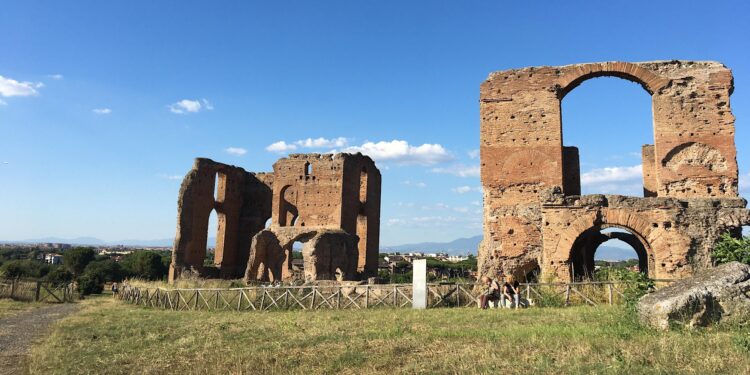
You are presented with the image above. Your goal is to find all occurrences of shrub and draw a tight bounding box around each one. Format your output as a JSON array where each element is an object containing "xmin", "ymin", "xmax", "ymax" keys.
[
  {"xmin": 64, "ymin": 247, "xmax": 97, "ymax": 276},
  {"xmin": 76, "ymin": 274, "xmax": 104, "ymax": 296},
  {"xmin": 45, "ymin": 267, "xmax": 74, "ymax": 286},
  {"xmin": 712, "ymin": 233, "xmax": 750, "ymax": 265},
  {"xmin": 84, "ymin": 259, "xmax": 125, "ymax": 283},
  {"xmin": 0, "ymin": 259, "xmax": 50, "ymax": 279},
  {"xmin": 121, "ymin": 251, "xmax": 168, "ymax": 280}
]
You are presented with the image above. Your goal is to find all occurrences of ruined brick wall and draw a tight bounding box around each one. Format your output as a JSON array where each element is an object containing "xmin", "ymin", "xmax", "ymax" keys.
[
  {"xmin": 479, "ymin": 61, "xmax": 749, "ymax": 281},
  {"xmin": 170, "ymin": 153, "xmax": 381, "ymax": 284},
  {"xmin": 169, "ymin": 158, "xmax": 272, "ymax": 282}
]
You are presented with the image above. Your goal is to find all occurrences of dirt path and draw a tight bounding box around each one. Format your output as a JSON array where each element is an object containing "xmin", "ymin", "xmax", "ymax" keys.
[{"xmin": 0, "ymin": 303, "xmax": 79, "ymax": 375}]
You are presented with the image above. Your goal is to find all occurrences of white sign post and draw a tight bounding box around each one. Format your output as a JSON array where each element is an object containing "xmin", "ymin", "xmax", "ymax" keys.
[{"xmin": 412, "ymin": 259, "xmax": 427, "ymax": 309}]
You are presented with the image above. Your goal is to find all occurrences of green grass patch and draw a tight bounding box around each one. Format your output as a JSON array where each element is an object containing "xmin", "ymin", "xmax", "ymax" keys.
[{"xmin": 28, "ymin": 298, "xmax": 750, "ymax": 374}]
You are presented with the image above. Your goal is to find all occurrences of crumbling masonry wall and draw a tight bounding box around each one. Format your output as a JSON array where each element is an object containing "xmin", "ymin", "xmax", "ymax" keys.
[
  {"xmin": 478, "ymin": 61, "xmax": 750, "ymax": 281},
  {"xmin": 244, "ymin": 153, "xmax": 381, "ymax": 283},
  {"xmin": 169, "ymin": 153, "xmax": 381, "ymax": 284}
]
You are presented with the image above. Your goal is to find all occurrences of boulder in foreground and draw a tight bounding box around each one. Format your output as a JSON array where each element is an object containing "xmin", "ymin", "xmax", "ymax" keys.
[{"xmin": 637, "ymin": 261, "xmax": 750, "ymax": 330}]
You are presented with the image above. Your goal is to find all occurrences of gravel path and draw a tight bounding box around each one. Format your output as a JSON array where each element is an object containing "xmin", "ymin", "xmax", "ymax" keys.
[{"xmin": 0, "ymin": 303, "xmax": 79, "ymax": 375}]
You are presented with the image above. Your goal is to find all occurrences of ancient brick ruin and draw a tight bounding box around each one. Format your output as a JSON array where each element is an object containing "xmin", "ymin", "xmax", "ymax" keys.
[
  {"xmin": 168, "ymin": 153, "xmax": 381, "ymax": 284},
  {"xmin": 478, "ymin": 61, "xmax": 750, "ymax": 281}
]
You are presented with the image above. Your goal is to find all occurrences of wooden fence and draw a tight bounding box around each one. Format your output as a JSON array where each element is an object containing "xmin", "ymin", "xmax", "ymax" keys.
[
  {"xmin": 118, "ymin": 280, "xmax": 668, "ymax": 312},
  {"xmin": 0, "ymin": 278, "xmax": 76, "ymax": 303}
]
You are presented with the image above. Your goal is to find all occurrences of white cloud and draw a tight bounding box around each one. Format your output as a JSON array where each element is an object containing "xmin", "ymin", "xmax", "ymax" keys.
[
  {"xmin": 468, "ymin": 149, "xmax": 480, "ymax": 159},
  {"xmin": 265, "ymin": 138, "xmax": 453, "ymax": 166},
  {"xmin": 0, "ymin": 75, "xmax": 43, "ymax": 98},
  {"xmin": 266, "ymin": 141, "xmax": 298, "ymax": 153},
  {"xmin": 452, "ymin": 185, "xmax": 482, "ymax": 194},
  {"xmin": 0, "ymin": 99, "xmax": 6, "ymax": 106},
  {"xmin": 580, "ymin": 165, "xmax": 642, "ymax": 185},
  {"xmin": 740, "ymin": 171, "xmax": 750, "ymax": 194},
  {"xmin": 431, "ymin": 163, "xmax": 480, "ymax": 178},
  {"xmin": 402, "ymin": 180, "xmax": 427, "ymax": 188},
  {"xmin": 158, "ymin": 174, "xmax": 183, "ymax": 181},
  {"xmin": 47, "ymin": 74, "xmax": 64, "ymax": 80},
  {"xmin": 169, "ymin": 98, "xmax": 213, "ymax": 114},
  {"xmin": 92, "ymin": 108, "xmax": 111, "ymax": 115},
  {"xmin": 295, "ymin": 137, "xmax": 349, "ymax": 148},
  {"xmin": 225, "ymin": 147, "xmax": 247, "ymax": 156},
  {"xmin": 580, "ymin": 165, "xmax": 643, "ymax": 196},
  {"xmin": 342, "ymin": 140, "xmax": 453, "ymax": 166}
]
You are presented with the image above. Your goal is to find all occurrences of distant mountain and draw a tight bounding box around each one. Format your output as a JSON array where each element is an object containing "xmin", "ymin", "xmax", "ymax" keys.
[
  {"xmin": 4, "ymin": 236, "xmax": 198, "ymax": 248},
  {"xmin": 594, "ymin": 245, "xmax": 639, "ymax": 261},
  {"xmin": 381, "ymin": 235, "xmax": 482, "ymax": 255}
]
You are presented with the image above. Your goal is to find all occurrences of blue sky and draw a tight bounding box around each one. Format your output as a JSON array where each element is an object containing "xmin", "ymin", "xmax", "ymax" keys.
[{"xmin": 1, "ymin": 1, "xmax": 749, "ymax": 246}]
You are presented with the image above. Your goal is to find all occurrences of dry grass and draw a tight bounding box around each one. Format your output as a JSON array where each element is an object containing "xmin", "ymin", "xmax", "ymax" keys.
[
  {"xmin": 27, "ymin": 296, "xmax": 750, "ymax": 375},
  {"xmin": 125, "ymin": 277, "xmax": 244, "ymax": 290},
  {"xmin": 0, "ymin": 298, "xmax": 41, "ymax": 319}
]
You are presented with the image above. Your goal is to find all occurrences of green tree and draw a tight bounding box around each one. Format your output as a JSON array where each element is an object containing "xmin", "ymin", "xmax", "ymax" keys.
[
  {"xmin": 44, "ymin": 267, "xmax": 74, "ymax": 286},
  {"xmin": 84, "ymin": 259, "xmax": 125, "ymax": 283},
  {"xmin": 121, "ymin": 251, "xmax": 168, "ymax": 280},
  {"xmin": 76, "ymin": 273, "xmax": 104, "ymax": 296},
  {"xmin": 0, "ymin": 259, "xmax": 50, "ymax": 278},
  {"xmin": 63, "ymin": 247, "xmax": 97, "ymax": 276},
  {"xmin": 712, "ymin": 233, "xmax": 750, "ymax": 265}
]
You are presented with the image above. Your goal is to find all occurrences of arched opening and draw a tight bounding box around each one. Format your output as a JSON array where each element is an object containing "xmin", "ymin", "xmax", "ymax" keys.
[
  {"xmin": 264, "ymin": 218, "xmax": 272, "ymax": 229},
  {"xmin": 278, "ymin": 185, "xmax": 298, "ymax": 227},
  {"xmin": 561, "ymin": 76, "xmax": 653, "ymax": 197},
  {"xmin": 569, "ymin": 226, "xmax": 650, "ymax": 280},
  {"xmin": 291, "ymin": 241, "xmax": 304, "ymax": 280},
  {"xmin": 304, "ymin": 162, "xmax": 311, "ymax": 177},
  {"xmin": 206, "ymin": 209, "xmax": 218, "ymax": 267}
]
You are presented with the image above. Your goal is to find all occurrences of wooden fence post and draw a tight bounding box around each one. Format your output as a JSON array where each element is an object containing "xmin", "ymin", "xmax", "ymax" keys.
[
  {"xmin": 608, "ymin": 283, "xmax": 613, "ymax": 306},
  {"xmin": 10, "ymin": 278, "xmax": 17, "ymax": 299},
  {"xmin": 564, "ymin": 285, "xmax": 571, "ymax": 306},
  {"xmin": 365, "ymin": 285, "xmax": 370, "ymax": 309},
  {"xmin": 35, "ymin": 281, "xmax": 41, "ymax": 302}
]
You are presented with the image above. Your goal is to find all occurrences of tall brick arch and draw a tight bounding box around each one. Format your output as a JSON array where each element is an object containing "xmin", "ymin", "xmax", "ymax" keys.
[{"xmin": 478, "ymin": 61, "xmax": 749, "ymax": 282}]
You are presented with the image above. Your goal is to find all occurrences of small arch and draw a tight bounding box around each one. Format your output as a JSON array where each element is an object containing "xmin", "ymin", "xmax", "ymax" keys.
[
  {"xmin": 304, "ymin": 162, "xmax": 312, "ymax": 177},
  {"xmin": 567, "ymin": 225, "xmax": 651, "ymax": 280}
]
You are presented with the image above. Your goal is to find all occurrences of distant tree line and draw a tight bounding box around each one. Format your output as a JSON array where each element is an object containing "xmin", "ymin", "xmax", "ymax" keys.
[{"xmin": 0, "ymin": 246, "xmax": 171, "ymax": 296}]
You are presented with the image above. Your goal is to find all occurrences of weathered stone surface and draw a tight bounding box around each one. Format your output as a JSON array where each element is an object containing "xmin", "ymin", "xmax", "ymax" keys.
[
  {"xmin": 478, "ymin": 61, "xmax": 750, "ymax": 281},
  {"xmin": 637, "ymin": 262, "xmax": 750, "ymax": 329},
  {"xmin": 170, "ymin": 153, "xmax": 381, "ymax": 284}
]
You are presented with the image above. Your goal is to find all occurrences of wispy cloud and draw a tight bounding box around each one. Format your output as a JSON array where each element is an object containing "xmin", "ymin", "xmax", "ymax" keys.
[
  {"xmin": 0, "ymin": 75, "xmax": 43, "ymax": 99},
  {"xmin": 739, "ymin": 171, "xmax": 750, "ymax": 194},
  {"xmin": 169, "ymin": 98, "xmax": 213, "ymax": 114},
  {"xmin": 266, "ymin": 138, "xmax": 453, "ymax": 166},
  {"xmin": 158, "ymin": 174, "xmax": 183, "ymax": 181},
  {"xmin": 452, "ymin": 185, "xmax": 481, "ymax": 194},
  {"xmin": 225, "ymin": 147, "xmax": 247, "ymax": 156},
  {"xmin": 92, "ymin": 108, "xmax": 112, "ymax": 115},
  {"xmin": 0, "ymin": 99, "xmax": 6, "ymax": 106},
  {"xmin": 402, "ymin": 180, "xmax": 427, "ymax": 188},
  {"xmin": 431, "ymin": 163, "xmax": 480, "ymax": 178},
  {"xmin": 265, "ymin": 137, "xmax": 349, "ymax": 154},
  {"xmin": 47, "ymin": 74, "xmax": 64, "ymax": 80},
  {"xmin": 342, "ymin": 140, "xmax": 453, "ymax": 166},
  {"xmin": 467, "ymin": 149, "xmax": 480, "ymax": 159},
  {"xmin": 580, "ymin": 164, "xmax": 643, "ymax": 195}
]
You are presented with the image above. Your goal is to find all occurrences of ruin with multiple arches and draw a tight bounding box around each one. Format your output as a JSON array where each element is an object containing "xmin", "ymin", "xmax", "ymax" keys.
[
  {"xmin": 168, "ymin": 153, "xmax": 381, "ymax": 284},
  {"xmin": 478, "ymin": 60, "xmax": 750, "ymax": 281},
  {"xmin": 169, "ymin": 60, "xmax": 749, "ymax": 285}
]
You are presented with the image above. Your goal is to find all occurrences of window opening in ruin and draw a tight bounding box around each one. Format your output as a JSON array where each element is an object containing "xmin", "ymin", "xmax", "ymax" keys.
[
  {"xmin": 561, "ymin": 77, "xmax": 652, "ymax": 197},
  {"xmin": 206, "ymin": 209, "xmax": 219, "ymax": 266},
  {"xmin": 264, "ymin": 218, "xmax": 272, "ymax": 229},
  {"xmin": 570, "ymin": 226, "xmax": 648, "ymax": 280},
  {"xmin": 304, "ymin": 162, "xmax": 311, "ymax": 177},
  {"xmin": 213, "ymin": 173, "xmax": 220, "ymax": 202},
  {"xmin": 288, "ymin": 241, "xmax": 305, "ymax": 281}
]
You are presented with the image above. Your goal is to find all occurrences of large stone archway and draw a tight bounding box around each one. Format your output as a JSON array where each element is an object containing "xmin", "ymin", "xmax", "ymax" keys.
[{"xmin": 478, "ymin": 61, "xmax": 750, "ymax": 281}]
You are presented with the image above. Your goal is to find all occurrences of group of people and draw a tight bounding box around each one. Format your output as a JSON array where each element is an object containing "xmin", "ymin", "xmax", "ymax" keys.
[{"xmin": 479, "ymin": 274, "xmax": 521, "ymax": 309}]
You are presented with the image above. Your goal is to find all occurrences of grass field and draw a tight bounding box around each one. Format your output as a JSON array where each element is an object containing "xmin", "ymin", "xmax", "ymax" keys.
[
  {"xmin": 28, "ymin": 297, "xmax": 750, "ymax": 375},
  {"xmin": 0, "ymin": 298, "xmax": 41, "ymax": 319}
]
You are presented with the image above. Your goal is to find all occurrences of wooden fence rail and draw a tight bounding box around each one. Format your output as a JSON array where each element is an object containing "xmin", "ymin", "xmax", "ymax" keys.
[
  {"xmin": 118, "ymin": 280, "xmax": 669, "ymax": 312},
  {"xmin": 0, "ymin": 278, "xmax": 76, "ymax": 303}
]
